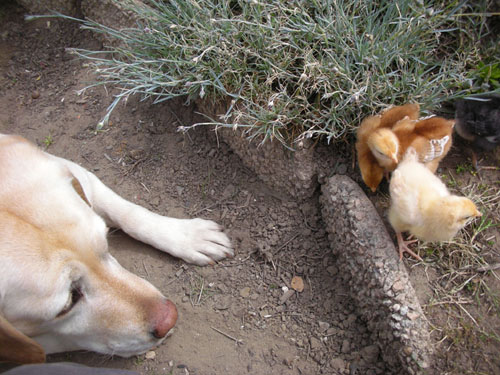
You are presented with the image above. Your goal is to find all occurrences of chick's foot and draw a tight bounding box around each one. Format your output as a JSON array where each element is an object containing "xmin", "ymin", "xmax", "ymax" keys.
[{"xmin": 396, "ymin": 232, "xmax": 422, "ymax": 261}]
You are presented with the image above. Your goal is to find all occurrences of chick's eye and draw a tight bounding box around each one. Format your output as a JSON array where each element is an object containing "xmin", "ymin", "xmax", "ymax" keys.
[{"xmin": 57, "ymin": 284, "xmax": 83, "ymax": 318}]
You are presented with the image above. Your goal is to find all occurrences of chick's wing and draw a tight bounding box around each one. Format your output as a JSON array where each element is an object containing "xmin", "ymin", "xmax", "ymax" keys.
[{"xmin": 389, "ymin": 169, "xmax": 424, "ymax": 227}]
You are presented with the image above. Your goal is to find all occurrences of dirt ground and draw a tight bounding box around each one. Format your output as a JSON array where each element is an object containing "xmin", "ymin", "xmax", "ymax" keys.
[
  {"xmin": 0, "ymin": 3, "xmax": 382, "ymax": 375},
  {"xmin": 1, "ymin": 2, "xmax": 499, "ymax": 374}
]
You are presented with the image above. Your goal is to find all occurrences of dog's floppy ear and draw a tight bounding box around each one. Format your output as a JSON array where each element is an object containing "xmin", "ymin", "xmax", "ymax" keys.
[{"xmin": 0, "ymin": 314, "xmax": 45, "ymax": 364}]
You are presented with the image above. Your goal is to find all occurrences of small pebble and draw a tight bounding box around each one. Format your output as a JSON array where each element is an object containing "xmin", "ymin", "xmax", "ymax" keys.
[
  {"xmin": 31, "ymin": 90, "xmax": 40, "ymax": 99},
  {"xmin": 280, "ymin": 289, "xmax": 295, "ymax": 304},
  {"xmin": 240, "ymin": 286, "xmax": 251, "ymax": 298},
  {"xmin": 341, "ymin": 339, "xmax": 350, "ymax": 353},
  {"xmin": 310, "ymin": 336, "xmax": 321, "ymax": 350},
  {"xmin": 318, "ymin": 321, "xmax": 330, "ymax": 332}
]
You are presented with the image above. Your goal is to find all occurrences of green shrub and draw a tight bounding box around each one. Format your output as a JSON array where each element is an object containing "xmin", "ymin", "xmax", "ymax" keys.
[{"xmin": 60, "ymin": 0, "xmax": 500, "ymax": 146}]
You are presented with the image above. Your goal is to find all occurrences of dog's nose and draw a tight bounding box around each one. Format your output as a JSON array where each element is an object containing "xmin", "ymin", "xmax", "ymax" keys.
[{"xmin": 151, "ymin": 299, "xmax": 178, "ymax": 339}]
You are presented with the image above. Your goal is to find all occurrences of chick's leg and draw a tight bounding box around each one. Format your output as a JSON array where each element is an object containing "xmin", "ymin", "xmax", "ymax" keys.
[
  {"xmin": 396, "ymin": 232, "xmax": 422, "ymax": 261},
  {"xmin": 469, "ymin": 147, "xmax": 479, "ymax": 171}
]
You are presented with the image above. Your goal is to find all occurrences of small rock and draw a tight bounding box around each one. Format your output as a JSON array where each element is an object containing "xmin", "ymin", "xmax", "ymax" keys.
[
  {"xmin": 360, "ymin": 345, "xmax": 380, "ymax": 362},
  {"xmin": 146, "ymin": 198, "xmax": 159, "ymax": 209},
  {"xmin": 326, "ymin": 266, "xmax": 338, "ymax": 275},
  {"xmin": 232, "ymin": 306, "xmax": 247, "ymax": 318},
  {"xmin": 31, "ymin": 90, "xmax": 40, "ymax": 99},
  {"xmin": 407, "ymin": 311, "xmax": 419, "ymax": 320},
  {"xmin": 145, "ymin": 351, "xmax": 156, "ymax": 360},
  {"xmin": 392, "ymin": 280, "xmax": 405, "ymax": 292},
  {"xmin": 337, "ymin": 163, "xmax": 348, "ymax": 174},
  {"xmin": 222, "ymin": 184, "xmax": 236, "ymax": 199},
  {"xmin": 345, "ymin": 313, "xmax": 356, "ymax": 326},
  {"xmin": 280, "ymin": 289, "xmax": 295, "ymax": 304},
  {"xmin": 318, "ymin": 321, "xmax": 330, "ymax": 332},
  {"xmin": 128, "ymin": 149, "xmax": 145, "ymax": 160},
  {"xmin": 175, "ymin": 268, "xmax": 184, "ymax": 277},
  {"xmin": 240, "ymin": 287, "xmax": 251, "ymax": 298},
  {"xmin": 326, "ymin": 327, "xmax": 337, "ymax": 336},
  {"xmin": 403, "ymin": 346, "xmax": 413, "ymax": 356},
  {"xmin": 310, "ymin": 336, "xmax": 321, "ymax": 350},
  {"xmin": 330, "ymin": 357, "xmax": 346, "ymax": 372},
  {"xmin": 215, "ymin": 296, "xmax": 231, "ymax": 310},
  {"xmin": 341, "ymin": 339, "xmax": 350, "ymax": 353},
  {"xmin": 283, "ymin": 357, "xmax": 294, "ymax": 368}
]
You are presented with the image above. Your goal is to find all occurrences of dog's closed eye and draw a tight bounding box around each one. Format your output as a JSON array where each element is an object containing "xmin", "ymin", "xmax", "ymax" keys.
[{"xmin": 56, "ymin": 283, "xmax": 83, "ymax": 318}]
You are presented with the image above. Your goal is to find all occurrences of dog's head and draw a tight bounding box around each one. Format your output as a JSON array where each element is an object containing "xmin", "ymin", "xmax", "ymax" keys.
[{"xmin": 0, "ymin": 157, "xmax": 177, "ymax": 363}]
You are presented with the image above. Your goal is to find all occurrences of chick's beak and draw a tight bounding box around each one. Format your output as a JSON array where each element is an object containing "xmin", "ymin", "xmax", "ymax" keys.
[
  {"xmin": 475, "ymin": 210, "xmax": 483, "ymax": 217},
  {"xmin": 391, "ymin": 154, "xmax": 398, "ymax": 164}
]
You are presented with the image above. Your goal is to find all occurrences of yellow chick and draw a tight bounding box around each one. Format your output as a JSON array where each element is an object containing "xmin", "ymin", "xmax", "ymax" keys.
[{"xmin": 388, "ymin": 148, "xmax": 482, "ymax": 261}]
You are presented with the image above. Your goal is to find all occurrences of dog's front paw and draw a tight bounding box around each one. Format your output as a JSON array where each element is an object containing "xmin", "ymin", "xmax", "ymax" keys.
[{"xmin": 155, "ymin": 218, "xmax": 234, "ymax": 266}]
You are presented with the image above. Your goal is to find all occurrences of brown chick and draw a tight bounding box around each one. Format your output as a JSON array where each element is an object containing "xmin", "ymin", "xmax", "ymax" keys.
[
  {"xmin": 379, "ymin": 102, "xmax": 420, "ymax": 127},
  {"xmin": 389, "ymin": 148, "xmax": 482, "ymax": 261},
  {"xmin": 356, "ymin": 103, "xmax": 454, "ymax": 192},
  {"xmin": 356, "ymin": 103, "xmax": 420, "ymax": 192},
  {"xmin": 392, "ymin": 116, "xmax": 454, "ymax": 172},
  {"xmin": 356, "ymin": 116, "xmax": 396, "ymax": 192}
]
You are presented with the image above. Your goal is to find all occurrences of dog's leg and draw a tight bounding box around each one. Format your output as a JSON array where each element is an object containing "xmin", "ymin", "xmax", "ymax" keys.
[{"xmin": 55, "ymin": 156, "xmax": 233, "ymax": 265}]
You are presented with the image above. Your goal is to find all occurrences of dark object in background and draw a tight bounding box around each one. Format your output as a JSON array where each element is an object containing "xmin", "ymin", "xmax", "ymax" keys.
[
  {"xmin": 455, "ymin": 94, "xmax": 500, "ymax": 169},
  {"xmin": 2, "ymin": 363, "xmax": 139, "ymax": 375}
]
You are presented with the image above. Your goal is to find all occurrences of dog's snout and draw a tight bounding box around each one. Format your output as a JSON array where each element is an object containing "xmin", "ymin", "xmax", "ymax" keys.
[{"xmin": 151, "ymin": 299, "xmax": 178, "ymax": 339}]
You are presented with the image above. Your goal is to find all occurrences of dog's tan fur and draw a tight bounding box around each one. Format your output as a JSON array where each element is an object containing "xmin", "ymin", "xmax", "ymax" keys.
[{"xmin": 0, "ymin": 134, "xmax": 233, "ymax": 363}]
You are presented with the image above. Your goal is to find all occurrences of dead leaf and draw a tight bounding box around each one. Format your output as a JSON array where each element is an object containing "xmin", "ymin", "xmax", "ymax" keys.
[{"xmin": 291, "ymin": 276, "xmax": 304, "ymax": 292}]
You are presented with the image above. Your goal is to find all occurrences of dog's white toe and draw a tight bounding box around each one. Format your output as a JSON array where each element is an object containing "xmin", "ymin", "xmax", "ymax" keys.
[{"xmin": 145, "ymin": 217, "xmax": 233, "ymax": 266}]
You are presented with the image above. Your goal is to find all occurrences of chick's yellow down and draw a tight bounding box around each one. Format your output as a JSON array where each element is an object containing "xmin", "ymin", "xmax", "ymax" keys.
[
  {"xmin": 356, "ymin": 103, "xmax": 454, "ymax": 192},
  {"xmin": 389, "ymin": 148, "xmax": 482, "ymax": 260}
]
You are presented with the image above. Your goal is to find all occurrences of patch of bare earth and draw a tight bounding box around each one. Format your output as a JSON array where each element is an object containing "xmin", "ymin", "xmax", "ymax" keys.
[{"xmin": 0, "ymin": 3, "xmax": 387, "ymax": 375}]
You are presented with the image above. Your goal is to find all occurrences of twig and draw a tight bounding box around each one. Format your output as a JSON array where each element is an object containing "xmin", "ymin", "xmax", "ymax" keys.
[
  {"xmin": 477, "ymin": 263, "xmax": 500, "ymax": 272},
  {"xmin": 190, "ymin": 191, "xmax": 238, "ymax": 216},
  {"xmin": 211, "ymin": 327, "xmax": 244, "ymax": 345},
  {"xmin": 140, "ymin": 182, "xmax": 151, "ymax": 194},
  {"xmin": 272, "ymin": 233, "xmax": 299, "ymax": 255},
  {"xmin": 103, "ymin": 153, "xmax": 114, "ymax": 163},
  {"xmin": 124, "ymin": 158, "xmax": 146, "ymax": 176},
  {"xmin": 142, "ymin": 260, "xmax": 150, "ymax": 278},
  {"xmin": 196, "ymin": 279, "xmax": 205, "ymax": 305},
  {"xmin": 457, "ymin": 303, "xmax": 479, "ymax": 328}
]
